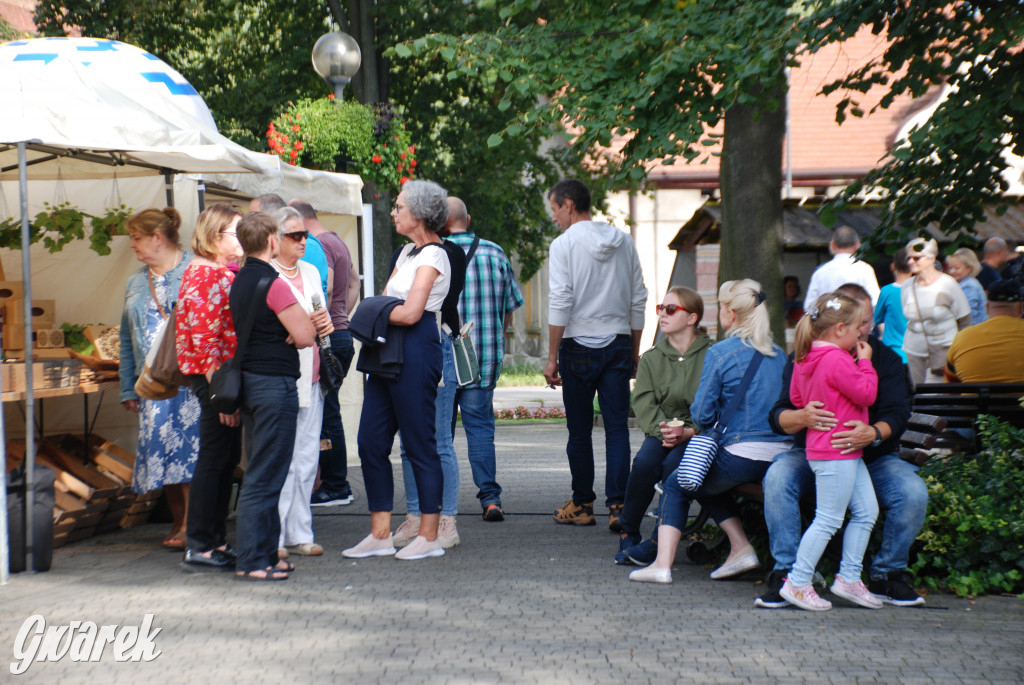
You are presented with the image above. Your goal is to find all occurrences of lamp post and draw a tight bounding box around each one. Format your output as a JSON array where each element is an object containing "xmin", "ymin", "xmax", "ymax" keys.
[{"xmin": 311, "ymin": 32, "xmax": 361, "ymax": 101}]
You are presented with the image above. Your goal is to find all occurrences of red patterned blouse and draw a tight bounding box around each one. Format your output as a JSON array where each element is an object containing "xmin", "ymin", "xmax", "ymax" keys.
[{"xmin": 175, "ymin": 262, "xmax": 237, "ymax": 375}]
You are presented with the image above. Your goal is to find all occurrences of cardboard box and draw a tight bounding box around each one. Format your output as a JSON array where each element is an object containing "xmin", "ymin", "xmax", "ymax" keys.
[
  {"xmin": 4, "ymin": 299, "xmax": 56, "ymax": 327},
  {"xmin": 0, "ymin": 281, "xmax": 24, "ymax": 313}
]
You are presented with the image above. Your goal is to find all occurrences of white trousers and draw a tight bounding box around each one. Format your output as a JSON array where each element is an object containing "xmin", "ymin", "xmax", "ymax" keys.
[{"xmin": 278, "ymin": 385, "xmax": 324, "ymax": 547}]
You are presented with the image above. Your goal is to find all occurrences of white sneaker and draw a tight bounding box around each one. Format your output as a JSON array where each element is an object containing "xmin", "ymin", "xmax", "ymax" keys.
[
  {"xmin": 628, "ymin": 566, "xmax": 672, "ymax": 584},
  {"xmin": 437, "ymin": 515, "xmax": 461, "ymax": 549},
  {"xmin": 392, "ymin": 514, "xmax": 421, "ymax": 548},
  {"xmin": 394, "ymin": 535, "xmax": 445, "ymax": 560},
  {"xmin": 341, "ymin": 533, "xmax": 396, "ymax": 558}
]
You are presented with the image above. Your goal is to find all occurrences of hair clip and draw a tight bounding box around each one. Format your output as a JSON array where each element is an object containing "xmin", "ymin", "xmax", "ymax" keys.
[
  {"xmin": 754, "ymin": 291, "xmax": 767, "ymax": 306},
  {"xmin": 809, "ymin": 306, "xmax": 819, "ymax": 321},
  {"xmin": 826, "ymin": 297, "xmax": 842, "ymax": 311}
]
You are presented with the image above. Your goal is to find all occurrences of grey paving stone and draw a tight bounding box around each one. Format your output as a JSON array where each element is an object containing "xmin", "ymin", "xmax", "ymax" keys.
[{"xmin": 1, "ymin": 423, "xmax": 1021, "ymax": 684}]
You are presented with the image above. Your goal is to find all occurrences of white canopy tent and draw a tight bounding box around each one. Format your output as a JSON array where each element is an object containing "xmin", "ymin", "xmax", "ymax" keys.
[{"xmin": 0, "ymin": 37, "xmax": 366, "ymax": 581}]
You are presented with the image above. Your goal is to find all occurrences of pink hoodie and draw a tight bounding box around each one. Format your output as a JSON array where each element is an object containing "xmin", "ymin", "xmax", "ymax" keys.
[{"xmin": 790, "ymin": 342, "xmax": 878, "ymax": 460}]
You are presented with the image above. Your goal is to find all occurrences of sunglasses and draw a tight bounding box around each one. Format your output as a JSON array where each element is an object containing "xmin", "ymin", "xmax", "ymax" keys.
[
  {"xmin": 656, "ymin": 304, "xmax": 688, "ymax": 316},
  {"xmin": 282, "ymin": 231, "xmax": 309, "ymax": 242}
]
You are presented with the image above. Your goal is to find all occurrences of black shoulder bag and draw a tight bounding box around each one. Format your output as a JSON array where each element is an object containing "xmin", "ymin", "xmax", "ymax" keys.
[{"xmin": 209, "ymin": 275, "xmax": 272, "ymax": 414}]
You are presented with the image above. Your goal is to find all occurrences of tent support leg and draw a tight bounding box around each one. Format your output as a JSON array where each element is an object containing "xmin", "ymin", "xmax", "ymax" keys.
[{"xmin": 18, "ymin": 141, "xmax": 36, "ymax": 575}]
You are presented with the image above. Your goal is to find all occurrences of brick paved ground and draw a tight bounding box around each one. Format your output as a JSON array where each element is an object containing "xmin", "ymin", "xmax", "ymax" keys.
[{"xmin": 2, "ymin": 423, "xmax": 1022, "ymax": 683}]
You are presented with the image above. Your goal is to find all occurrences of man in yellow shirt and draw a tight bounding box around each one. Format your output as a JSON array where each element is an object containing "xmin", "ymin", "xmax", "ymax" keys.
[{"xmin": 946, "ymin": 280, "xmax": 1024, "ymax": 382}]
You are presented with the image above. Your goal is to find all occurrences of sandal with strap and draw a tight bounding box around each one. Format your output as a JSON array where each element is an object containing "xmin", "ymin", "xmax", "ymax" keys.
[
  {"xmin": 275, "ymin": 559, "xmax": 296, "ymax": 573},
  {"xmin": 235, "ymin": 567, "xmax": 289, "ymax": 582}
]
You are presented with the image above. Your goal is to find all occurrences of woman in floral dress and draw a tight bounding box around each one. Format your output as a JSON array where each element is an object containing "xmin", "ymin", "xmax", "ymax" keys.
[{"xmin": 119, "ymin": 208, "xmax": 200, "ymax": 549}]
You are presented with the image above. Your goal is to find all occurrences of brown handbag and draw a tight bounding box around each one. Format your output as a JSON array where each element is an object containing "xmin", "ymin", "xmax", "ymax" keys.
[{"xmin": 133, "ymin": 272, "xmax": 188, "ymax": 401}]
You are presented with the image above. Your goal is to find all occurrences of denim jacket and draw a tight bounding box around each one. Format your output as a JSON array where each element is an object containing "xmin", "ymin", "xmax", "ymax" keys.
[
  {"xmin": 690, "ymin": 335, "xmax": 789, "ymax": 448},
  {"xmin": 118, "ymin": 251, "xmax": 194, "ymax": 402}
]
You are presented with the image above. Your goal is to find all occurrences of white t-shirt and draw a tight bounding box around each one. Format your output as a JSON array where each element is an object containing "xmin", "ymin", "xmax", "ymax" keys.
[
  {"xmin": 901, "ymin": 273, "xmax": 971, "ymax": 356},
  {"xmin": 385, "ymin": 243, "xmax": 450, "ymax": 312}
]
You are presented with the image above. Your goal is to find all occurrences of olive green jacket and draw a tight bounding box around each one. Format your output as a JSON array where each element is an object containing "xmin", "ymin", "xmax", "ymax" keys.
[{"xmin": 632, "ymin": 333, "xmax": 713, "ymax": 439}]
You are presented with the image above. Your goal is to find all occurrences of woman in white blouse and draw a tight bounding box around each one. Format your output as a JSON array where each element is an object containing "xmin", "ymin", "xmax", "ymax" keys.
[
  {"xmin": 343, "ymin": 180, "xmax": 453, "ymax": 562},
  {"xmin": 901, "ymin": 237, "xmax": 972, "ymax": 385}
]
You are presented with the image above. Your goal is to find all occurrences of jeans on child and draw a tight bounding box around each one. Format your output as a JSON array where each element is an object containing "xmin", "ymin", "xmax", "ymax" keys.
[{"xmin": 788, "ymin": 458, "xmax": 878, "ymax": 587}]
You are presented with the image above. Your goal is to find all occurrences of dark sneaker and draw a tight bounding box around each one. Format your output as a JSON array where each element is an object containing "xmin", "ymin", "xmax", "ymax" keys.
[
  {"xmin": 311, "ymin": 485, "xmax": 354, "ymax": 507},
  {"xmin": 868, "ymin": 570, "xmax": 926, "ymax": 607},
  {"xmin": 754, "ymin": 569, "xmax": 789, "ymax": 609},
  {"xmin": 608, "ymin": 504, "xmax": 624, "ymax": 532},
  {"xmin": 553, "ymin": 499, "xmax": 596, "ymax": 526},
  {"xmin": 482, "ymin": 504, "xmax": 505, "ymax": 522},
  {"xmin": 626, "ymin": 538, "xmax": 658, "ymax": 566},
  {"xmin": 615, "ymin": 532, "xmax": 642, "ymax": 565}
]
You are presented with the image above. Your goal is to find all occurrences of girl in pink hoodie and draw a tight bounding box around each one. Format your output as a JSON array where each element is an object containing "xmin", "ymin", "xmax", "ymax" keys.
[{"xmin": 780, "ymin": 293, "xmax": 882, "ymax": 611}]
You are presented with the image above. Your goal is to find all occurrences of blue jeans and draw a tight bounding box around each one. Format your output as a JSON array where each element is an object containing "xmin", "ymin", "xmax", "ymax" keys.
[
  {"xmin": 789, "ymin": 458, "xmax": 878, "ymax": 586},
  {"xmin": 619, "ymin": 436, "xmax": 684, "ymax": 535},
  {"xmin": 453, "ymin": 385, "xmax": 502, "ymax": 509},
  {"xmin": 236, "ymin": 373, "xmax": 299, "ymax": 573},
  {"xmin": 401, "ymin": 330, "xmax": 459, "ymax": 516},
  {"xmin": 318, "ymin": 329, "xmax": 354, "ymax": 492},
  {"xmin": 659, "ymin": 448, "xmax": 772, "ymax": 530},
  {"xmin": 763, "ymin": 449, "xmax": 928, "ymax": 579},
  {"xmin": 559, "ymin": 335, "xmax": 632, "ymax": 506}
]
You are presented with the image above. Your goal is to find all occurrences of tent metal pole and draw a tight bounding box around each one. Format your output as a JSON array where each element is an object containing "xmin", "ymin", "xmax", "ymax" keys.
[
  {"xmin": 197, "ymin": 182, "xmax": 206, "ymax": 212},
  {"xmin": 164, "ymin": 171, "xmax": 174, "ymax": 207},
  {"xmin": 18, "ymin": 142, "xmax": 35, "ymax": 574}
]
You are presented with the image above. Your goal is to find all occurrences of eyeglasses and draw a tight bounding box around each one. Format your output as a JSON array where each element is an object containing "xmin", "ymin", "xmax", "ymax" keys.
[
  {"xmin": 655, "ymin": 304, "xmax": 688, "ymax": 316},
  {"xmin": 282, "ymin": 231, "xmax": 309, "ymax": 242},
  {"xmin": 908, "ymin": 255, "xmax": 926, "ymax": 261},
  {"xmin": 219, "ymin": 230, "xmax": 237, "ymax": 236}
]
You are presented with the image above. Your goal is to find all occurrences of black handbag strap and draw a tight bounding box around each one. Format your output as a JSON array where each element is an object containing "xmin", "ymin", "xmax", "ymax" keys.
[
  {"xmin": 715, "ymin": 351, "xmax": 764, "ymax": 433},
  {"xmin": 465, "ymin": 235, "xmax": 481, "ymax": 264},
  {"xmin": 232, "ymin": 275, "xmax": 273, "ymax": 364}
]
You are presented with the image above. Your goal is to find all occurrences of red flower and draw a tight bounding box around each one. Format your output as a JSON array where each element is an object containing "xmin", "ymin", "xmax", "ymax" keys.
[
  {"xmin": 400, "ymin": 176, "xmax": 409, "ymax": 185},
  {"xmin": 400, "ymin": 152, "xmax": 407, "ymax": 160},
  {"xmin": 294, "ymin": 141, "xmax": 304, "ymax": 150},
  {"xmin": 291, "ymin": 124, "xmax": 300, "ymax": 133},
  {"xmin": 397, "ymin": 163, "xmax": 404, "ymax": 173},
  {"xmin": 372, "ymin": 155, "xmax": 382, "ymax": 163},
  {"xmin": 409, "ymin": 145, "xmax": 415, "ymax": 153},
  {"xmin": 410, "ymin": 160, "xmax": 417, "ymax": 168},
  {"xmin": 328, "ymin": 93, "xmax": 335, "ymax": 100}
]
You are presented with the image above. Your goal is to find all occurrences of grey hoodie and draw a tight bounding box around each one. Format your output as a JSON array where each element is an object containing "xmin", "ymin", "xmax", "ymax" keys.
[{"xmin": 548, "ymin": 220, "xmax": 647, "ymax": 339}]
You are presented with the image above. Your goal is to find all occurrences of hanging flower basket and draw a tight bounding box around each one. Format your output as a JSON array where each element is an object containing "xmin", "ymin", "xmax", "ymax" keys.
[{"xmin": 268, "ymin": 97, "xmax": 417, "ymax": 192}]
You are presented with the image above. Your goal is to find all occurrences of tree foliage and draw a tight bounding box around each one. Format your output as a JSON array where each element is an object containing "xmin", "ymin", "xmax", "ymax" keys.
[
  {"xmin": 809, "ymin": 2, "xmax": 1024, "ymax": 255},
  {"xmin": 33, "ymin": 0, "xmax": 564, "ymax": 282}
]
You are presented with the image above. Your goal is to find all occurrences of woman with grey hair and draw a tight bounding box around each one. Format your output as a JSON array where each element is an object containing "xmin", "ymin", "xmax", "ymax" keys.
[
  {"xmin": 270, "ymin": 206, "xmax": 333, "ymax": 559},
  {"xmin": 945, "ymin": 247, "xmax": 988, "ymax": 326},
  {"xmin": 343, "ymin": 180, "xmax": 454, "ymax": 561},
  {"xmin": 901, "ymin": 237, "xmax": 972, "ymax": 385}
]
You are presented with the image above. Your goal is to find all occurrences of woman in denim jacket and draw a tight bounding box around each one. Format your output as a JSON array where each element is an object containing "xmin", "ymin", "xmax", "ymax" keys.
[
  {"xmin": 629, "ymin": 279, "xmax": 791, "ymax": 584},
  {"xmin": 118, "ymin": 208, "xmax": 198, "ymax": 549}
]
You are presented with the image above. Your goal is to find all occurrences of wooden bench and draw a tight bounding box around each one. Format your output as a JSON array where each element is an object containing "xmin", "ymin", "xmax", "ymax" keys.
[{"xmin": 910, "ymin": 382, "xmax": 1024, "ymax": 454}]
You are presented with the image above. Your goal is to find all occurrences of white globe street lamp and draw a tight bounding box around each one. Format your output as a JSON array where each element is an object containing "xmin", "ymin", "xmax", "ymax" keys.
[{"xmin": 311, "ymin": 32, "xmax": 361, "ymax": 100}]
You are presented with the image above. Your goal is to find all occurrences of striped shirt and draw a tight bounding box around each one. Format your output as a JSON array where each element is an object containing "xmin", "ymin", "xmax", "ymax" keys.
[{"xmin": 448, "ymin": 232, "xmax": 525, "ymax": 388}]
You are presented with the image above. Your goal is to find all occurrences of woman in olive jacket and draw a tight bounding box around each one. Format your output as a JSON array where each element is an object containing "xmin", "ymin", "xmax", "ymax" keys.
[{"xmin": 613, "ymin": 286, "xmax": 711, "ymax": 563}]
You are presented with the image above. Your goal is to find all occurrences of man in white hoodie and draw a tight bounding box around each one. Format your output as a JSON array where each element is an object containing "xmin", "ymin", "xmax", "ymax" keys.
[{"xmin": 544, "ymin": 179, "xmax": 648, "ymax": 529}]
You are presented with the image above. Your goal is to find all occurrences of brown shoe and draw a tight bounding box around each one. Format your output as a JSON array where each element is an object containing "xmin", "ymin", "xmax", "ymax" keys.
[
  {"xmin": 553, "ymin": 499, "xmax": 596, "ymax": 526},
  {"xmin": 608, "ymin": 504, "xmax": 624, "ymax": 532}
]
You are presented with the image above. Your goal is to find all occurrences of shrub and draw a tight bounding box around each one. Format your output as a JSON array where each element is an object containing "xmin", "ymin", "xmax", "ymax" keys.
[{"xmin": 910, "ymin": 415, "xmax": 1024, "ymax": 597}]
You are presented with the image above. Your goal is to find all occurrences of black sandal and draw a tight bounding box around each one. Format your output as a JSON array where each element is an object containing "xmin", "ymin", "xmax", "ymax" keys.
[
  {"xmin": 235, "ymin": 567, "xmax": 288, "ymax": 582},
  {"xmin": 275, "ymin": 560, "xmax": 296, "ymax": 572}
]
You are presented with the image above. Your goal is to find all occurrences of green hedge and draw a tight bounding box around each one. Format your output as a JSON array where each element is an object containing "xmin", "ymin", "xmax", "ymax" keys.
[{"xmin": 910, "ymin": 415, "xmax": 1024, "ymax": 598}]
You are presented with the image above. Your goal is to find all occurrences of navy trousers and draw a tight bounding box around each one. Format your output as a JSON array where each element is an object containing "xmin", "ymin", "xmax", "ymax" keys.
[{"xmin": 357, "ymin": 314, "xmax": 443, "ymax": 513}]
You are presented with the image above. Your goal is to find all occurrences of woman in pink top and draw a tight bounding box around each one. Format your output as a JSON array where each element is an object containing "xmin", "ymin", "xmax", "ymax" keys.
[{"xmin": 780, "ymin": 293, "xmax": 882, "ymax": 611}]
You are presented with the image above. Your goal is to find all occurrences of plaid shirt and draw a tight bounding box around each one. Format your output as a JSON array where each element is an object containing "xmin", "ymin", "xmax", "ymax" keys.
[{"xmin": 448, "ymin": 232, "xmax": 525, "ymax": 388}]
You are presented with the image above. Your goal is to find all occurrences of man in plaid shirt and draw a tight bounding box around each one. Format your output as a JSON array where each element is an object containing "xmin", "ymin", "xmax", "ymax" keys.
[{"xmin": 447, "ymin": 197, "xmax": 525, "ymax": 521}]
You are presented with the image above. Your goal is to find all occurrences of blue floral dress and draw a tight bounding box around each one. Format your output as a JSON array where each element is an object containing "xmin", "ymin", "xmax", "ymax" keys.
[{"xmin": 131, "ymin": 274, "xmax": 202, "ymax": 494}]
